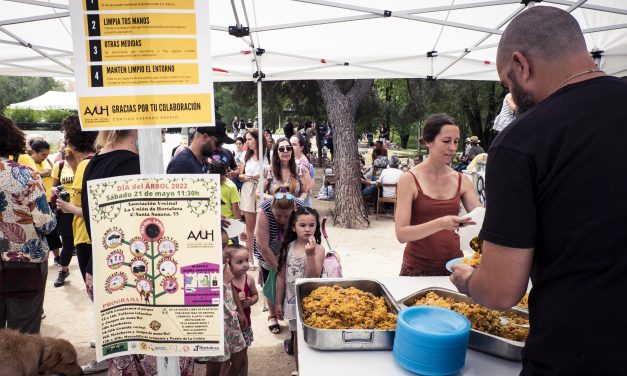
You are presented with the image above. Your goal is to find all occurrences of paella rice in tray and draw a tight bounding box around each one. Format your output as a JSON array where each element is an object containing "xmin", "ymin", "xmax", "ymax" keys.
[
  {"xmin": 302, "ymin": 285, "xmax": 397, "ymax": 330},
  {"xmin": 414, "ymin": 291, "xmax": 528, "ymax": 342}
]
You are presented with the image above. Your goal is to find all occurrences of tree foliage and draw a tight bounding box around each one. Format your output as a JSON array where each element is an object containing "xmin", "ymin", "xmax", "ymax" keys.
[
  {"xmin": 0, "ymin": 76, "xmax": 65, "ymax": 115},
  {"xmin": 215, "ymin": 80, "xmax": 325, "ymax": 133}
]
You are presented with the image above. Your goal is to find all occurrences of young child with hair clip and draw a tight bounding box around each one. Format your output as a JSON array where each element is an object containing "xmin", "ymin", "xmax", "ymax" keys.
[
  {"xmin": 228, "ymin": 245, "xmax": 259, "ymax": 375},
  {"xmin": 205, "ymin": 229, "xmax": 248, "ymax": 376},
  {"xmin": 275, "ymin": 207, "xmax": 325, "ymax": 376}
]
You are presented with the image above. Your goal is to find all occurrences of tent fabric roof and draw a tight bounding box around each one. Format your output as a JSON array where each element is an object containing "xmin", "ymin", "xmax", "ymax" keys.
[
  {"xmin": 0, "ymin": 1, "xmax": 625, "ymax": 82},
  {"xmin": 8, "ymin": 90, "xmax": 77, "ymax": 110}
]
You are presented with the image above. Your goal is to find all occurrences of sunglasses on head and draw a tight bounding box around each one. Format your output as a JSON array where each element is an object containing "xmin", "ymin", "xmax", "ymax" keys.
[
  {"xmin": 274, "ymin": 192, "xmax": 295, "ymax": 200},
  {"xmin": 278, "ymin": 146, "xmax": 293, "ymax": 153}
]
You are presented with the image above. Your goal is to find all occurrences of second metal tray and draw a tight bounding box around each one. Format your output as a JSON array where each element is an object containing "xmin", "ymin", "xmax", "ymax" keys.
[{"xmin": 398, "ymin": 287, "xmax": 527, "ymax": 361}]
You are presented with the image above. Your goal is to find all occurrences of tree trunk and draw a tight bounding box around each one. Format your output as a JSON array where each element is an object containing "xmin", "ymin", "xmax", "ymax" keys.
[
  {"xmin": 318, "ymin": 80, "xmax": 373, "ymax": 229},
  {"xmin": 400, "ymin": 134, "xmax": 410, "ymax": 149}
]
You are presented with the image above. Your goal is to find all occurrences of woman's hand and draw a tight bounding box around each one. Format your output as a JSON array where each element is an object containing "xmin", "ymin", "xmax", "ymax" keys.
[
  {"xmin": 237, "ymin": 312, "xmax": 249, "ymax": 330},
  {"xmin": 438, "ymin": 215, "xmax": 475, "ymax": 232},
  {"xmin": 56, "ymin": 200, "xmax": 77, "ymax": 215},
  {"xmin": 305, "ymin": 237, "xmax": 317, "ymax": 257}
]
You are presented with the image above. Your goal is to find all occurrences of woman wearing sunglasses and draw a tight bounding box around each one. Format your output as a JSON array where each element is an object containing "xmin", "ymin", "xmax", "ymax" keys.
[
  {"xmin": 262, "ymin": 138, "xmax": 312, "ymax": 203},
  {"xmin": 254, "ymin": 186, "xmax": 305, "ymax": 334}
]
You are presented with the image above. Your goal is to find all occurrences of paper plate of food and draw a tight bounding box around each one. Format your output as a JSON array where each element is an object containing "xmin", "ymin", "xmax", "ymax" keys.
[
  {"xmin": 447, "ymin": 235, "xmax": 484, "ymax": 272},
  {"xmin": 445, "ymin": 257, "xmax": 465, "ymax": 273}
]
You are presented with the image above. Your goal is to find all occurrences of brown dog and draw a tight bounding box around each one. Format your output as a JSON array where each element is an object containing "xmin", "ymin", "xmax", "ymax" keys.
[{"xmin": 0, "ymin": 329, "xmax": 84, "ymax": 376}]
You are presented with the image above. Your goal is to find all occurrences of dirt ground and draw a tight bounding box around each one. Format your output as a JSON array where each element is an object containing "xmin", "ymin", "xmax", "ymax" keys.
[{"xmin": 40, "ymin": 165, "xmax": 475, "ymax": 375}]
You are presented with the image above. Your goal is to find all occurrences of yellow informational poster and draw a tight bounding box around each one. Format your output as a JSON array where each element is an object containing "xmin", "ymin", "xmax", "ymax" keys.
[
  {"xmin": 69, "ymin": 0, "xmax": 214, "ymax": 130},
  {"xmin": 87, "ymin": 175, "xmax": 224, "ymax": 360},
  {"xmin": 86, "ymin": 38, "xmax": 198, "ymax": 62}
]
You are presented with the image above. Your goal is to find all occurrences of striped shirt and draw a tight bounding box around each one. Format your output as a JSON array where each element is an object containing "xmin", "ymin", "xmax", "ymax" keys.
[{"xmin": 253, "ymin": 198, "xmax": 304, "ymax": 270}]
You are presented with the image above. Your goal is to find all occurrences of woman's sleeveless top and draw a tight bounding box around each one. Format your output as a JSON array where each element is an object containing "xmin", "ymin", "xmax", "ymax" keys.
[{"xmin": 402, "ymin": 172, "xmax": 463, "ymax": 273}]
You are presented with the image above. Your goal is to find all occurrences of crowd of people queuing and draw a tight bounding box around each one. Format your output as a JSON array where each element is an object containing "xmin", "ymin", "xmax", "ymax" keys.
[
  {"xmin": 1, "ymin": 8, "xmax": 623, "ymax": 376},
  {"xmin": 0, "ymin": 113, "xmax": 326, "ymax": 375}
]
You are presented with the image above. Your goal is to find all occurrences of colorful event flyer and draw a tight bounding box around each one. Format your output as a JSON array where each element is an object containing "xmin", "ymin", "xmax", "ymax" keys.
[
  {"xmin": 86, "ymin": 175, "xmax": 223, "ymax": 360},
  {"xmin": 69, "ymin": 0, "xmax": 214, "ymax": 130}
]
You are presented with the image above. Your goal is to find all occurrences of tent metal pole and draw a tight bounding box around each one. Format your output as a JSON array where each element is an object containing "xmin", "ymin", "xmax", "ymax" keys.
[
  {"xmin": 0, "ymin": 52, "xmax": 71, "ymax": 63},
  {"xmin": 257, "ymin": 79, "xmax": 264, "ymax": 200},
  {"xmin": 4, "ymin": 0, "xmax": 68, "ymax": 9},
  {"xmin": 0, "ymin": 39, "xmax": 71, "ymax": 54},
  {"xmin": 0, "ymin": 12, "xmax": 69, "ymax": 26},
  {"xmin": 0, "ymin": 26, "xmax": 73, "ymax": 72},
  {"xmin": 137, "ymin": 128, "xmax": 180, "ymax": 376},
  {"xmin": 583, "ymin": 24, "xmax": 627, "ymax": 34},
  {"xmin": 394, "ymin": 14, "xmax": 503, "ymax": 35},
  {"xmin": 294, "ymin": 0, "xmax": 385, "ymax": 16},
  {"xmin": 251, "ymin": 14, "xmax": 380, "ymax": 33},
  {"xmin": 0, "ymin": 60, "xmax": 70, "ymax": 75},
  {"xmin": 544, "ymin": 0, "xmax": 627, "ymax": 15},
  {"xmin": 401, "ymin": 0, "xmax": 516, "ymax": 15},
  {"xmin": 433, "ymin": 5, "xmax": 524, "ymax": 78}
]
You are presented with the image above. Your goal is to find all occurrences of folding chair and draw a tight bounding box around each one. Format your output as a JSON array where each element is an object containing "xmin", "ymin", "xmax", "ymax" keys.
[{"xmin": 376, "ymin": 183, "xmax": 398, "ymax": 220}]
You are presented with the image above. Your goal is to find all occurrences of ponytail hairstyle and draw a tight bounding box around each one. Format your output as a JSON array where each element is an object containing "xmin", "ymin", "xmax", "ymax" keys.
[
  {"xmin": 277, "ymin": 206, "xmax": 322, "ymax": 272},
  {"xmin": 270, "ymin": 185, "xmax": 296, "ymax": 211},
  {"xmin": 95, "ymin": 130, "xmax": 133, "ymax": 150}
]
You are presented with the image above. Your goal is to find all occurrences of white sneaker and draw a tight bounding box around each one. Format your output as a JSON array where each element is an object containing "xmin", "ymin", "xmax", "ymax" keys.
[{"xmin": 82, "ymin": 359, "xmax": 108, "ymax": 374}]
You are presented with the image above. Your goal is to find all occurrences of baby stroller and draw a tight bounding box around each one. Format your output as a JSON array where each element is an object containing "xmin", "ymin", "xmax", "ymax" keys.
[{"xmin": 284, "ymin": 217, "xmax": 342, "ymax": 355}]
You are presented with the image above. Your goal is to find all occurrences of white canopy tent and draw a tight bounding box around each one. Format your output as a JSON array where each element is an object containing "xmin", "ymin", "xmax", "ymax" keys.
[
  {"xmin": 0, "ymin": 0, "xmax": 625, "ymax": 82},
  {"xmin": 8, "ymin": 90, "xmax": 76, "ymax": 110}
]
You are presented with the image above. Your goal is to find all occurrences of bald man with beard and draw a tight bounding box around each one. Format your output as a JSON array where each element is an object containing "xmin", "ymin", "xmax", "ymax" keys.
[{"xmin": 450, "ymin": 6, "xmax": 627, "ymax": 376}]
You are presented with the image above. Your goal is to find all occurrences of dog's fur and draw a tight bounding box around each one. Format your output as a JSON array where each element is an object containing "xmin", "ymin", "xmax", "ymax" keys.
[{"xmin": 0, "ymin": 329, "xmax": 83, "ymax": 376}]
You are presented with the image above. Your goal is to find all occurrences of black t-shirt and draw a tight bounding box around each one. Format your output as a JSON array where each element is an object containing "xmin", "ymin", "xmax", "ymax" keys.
[
  {"xmin": 480, "ymin": 76, "xmax": 627, "ymax": 374},
  {"xmin": 81, "ymin": 150, "xmax": 140, "ymax": 275},
  {"xmin": 213, "ymin": 148, "xmax": 237, "ymax": 170},
  {"xmin": 166, "ymin": 147, "xmax": 207, "ymax": 174}
]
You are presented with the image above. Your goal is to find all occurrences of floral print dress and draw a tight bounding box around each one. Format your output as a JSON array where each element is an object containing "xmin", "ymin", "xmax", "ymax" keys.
[{"xmin": 0, "ymin": 158, "xmax": 56, "ymax": 262}]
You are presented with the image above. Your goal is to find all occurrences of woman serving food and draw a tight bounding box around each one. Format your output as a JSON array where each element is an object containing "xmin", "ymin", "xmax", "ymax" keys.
[{"xmin": 395, "ymin": 114, "xmax": 482, "ymax": 276}]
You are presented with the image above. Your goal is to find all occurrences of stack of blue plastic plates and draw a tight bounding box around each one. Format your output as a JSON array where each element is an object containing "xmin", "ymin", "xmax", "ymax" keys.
[{"xmin": 393, "ymin": 306, "xmax": 471, "ymax": 375}]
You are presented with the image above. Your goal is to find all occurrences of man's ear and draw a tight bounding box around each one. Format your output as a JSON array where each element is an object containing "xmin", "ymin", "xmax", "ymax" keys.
[{"xmin": 512, "ymin": 51, "xmax": 532, "ymax": 82}]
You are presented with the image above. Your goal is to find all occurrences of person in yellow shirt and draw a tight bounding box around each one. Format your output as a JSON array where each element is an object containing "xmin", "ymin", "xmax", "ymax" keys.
[
  {"xmin": 30, "ymin": 140, "xmax": 53, "ymax": 200},
  {"xmin": 8, "ymin": 152, "xmax": 37, "ymax": 169},
  {"xmin": 55, "ymin": 116, "xmax": 97, "ymax": 283},
  {"xmin": 50, "ymin": 156, "xmax": 75, "ymax": 287},
  {"xmin": 30, "ymin": 139, "xmax": 64, "ymax": 266}
]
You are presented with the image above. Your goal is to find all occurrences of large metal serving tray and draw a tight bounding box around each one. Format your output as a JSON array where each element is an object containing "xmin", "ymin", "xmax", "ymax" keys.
[
  {"xmin": 295, "ymin": 278, "xmax": 399, "ymax": 351},
  {"xmin": 398, "ymin": 287, "xmax": 527, "ymax": 361}
]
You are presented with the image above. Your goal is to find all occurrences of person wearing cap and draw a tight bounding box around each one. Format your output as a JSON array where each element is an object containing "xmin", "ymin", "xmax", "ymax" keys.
[
  {"xmin": 454, "ymin": 137, "xmax": 474, "ymax": 172},
  {"xmin": 166, "ymin": 121, "xmax": 234, "ymax": 174},
  {"xmin": 466, "ymin": 136, "xmax": 485, "ymax": 163}
]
